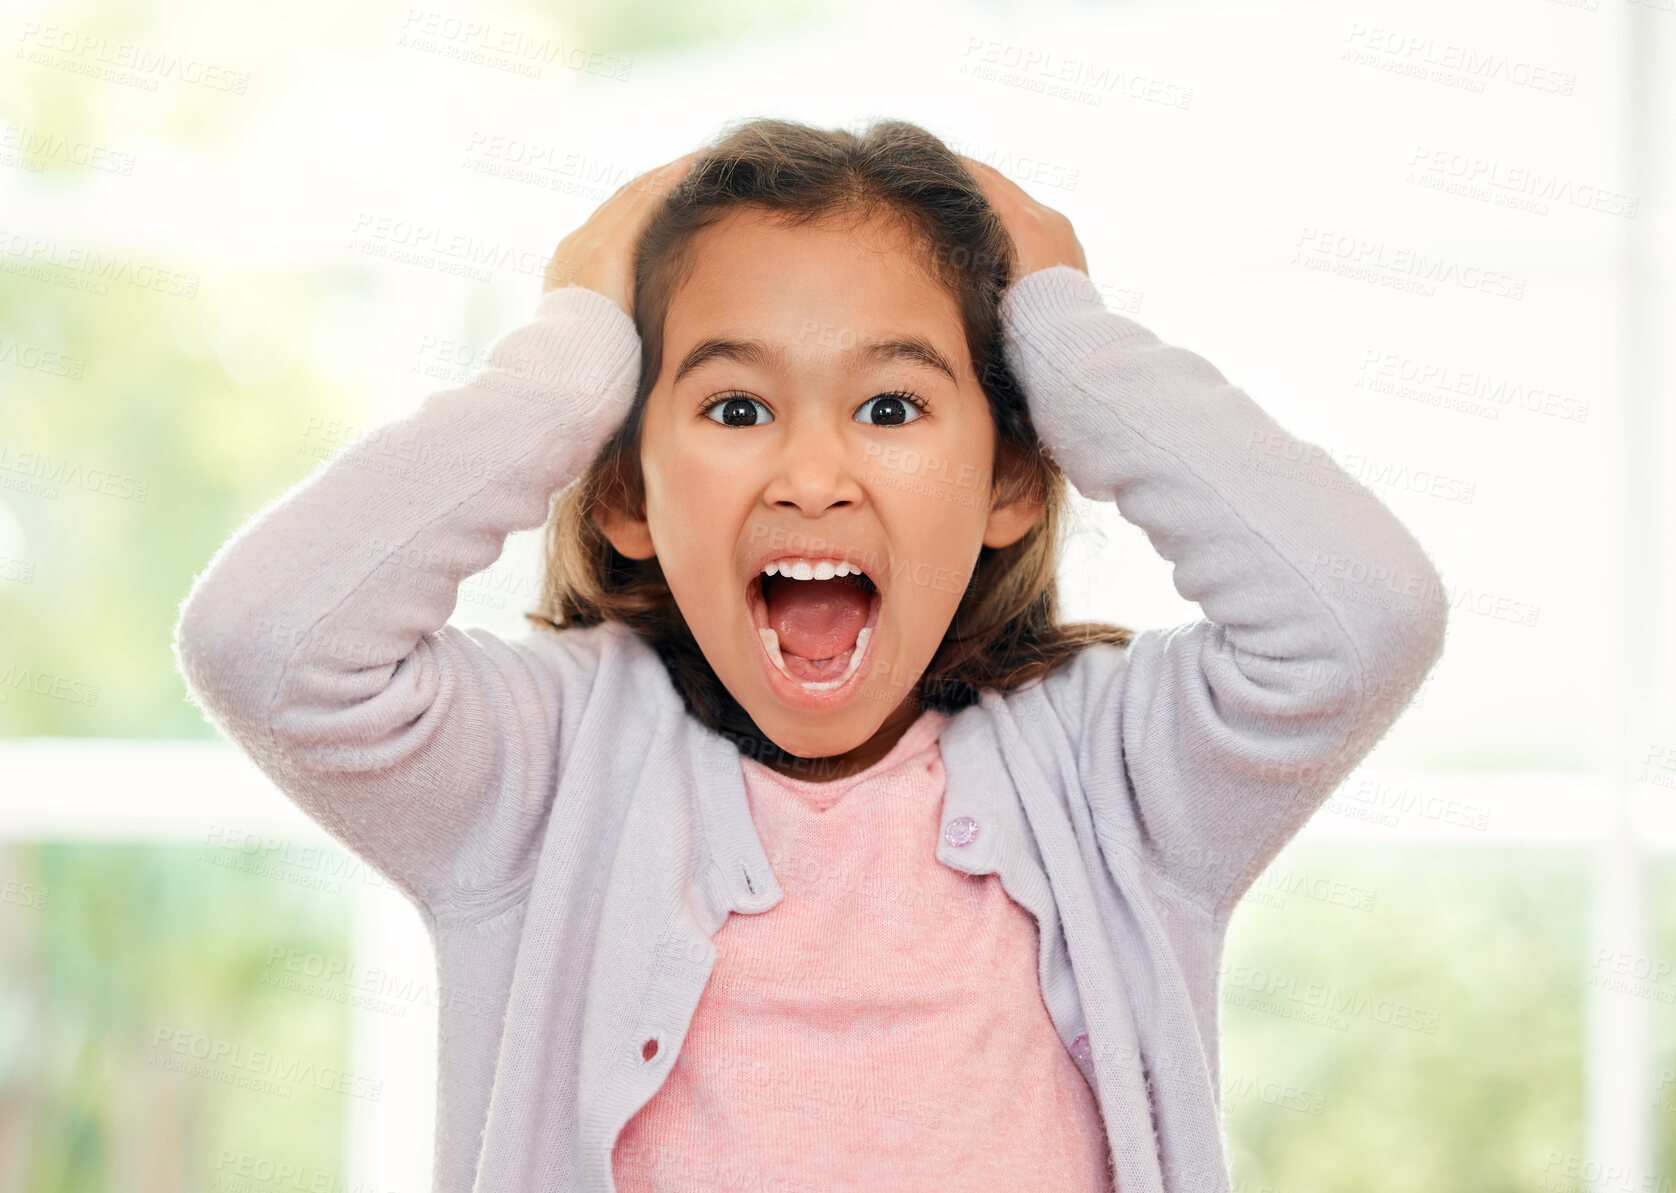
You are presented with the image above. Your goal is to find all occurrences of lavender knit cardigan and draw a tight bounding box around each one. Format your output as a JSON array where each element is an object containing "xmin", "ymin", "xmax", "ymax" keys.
[{"xmin": 173, "ymin": 266, "xmax": 1448, "ymax": 1193}]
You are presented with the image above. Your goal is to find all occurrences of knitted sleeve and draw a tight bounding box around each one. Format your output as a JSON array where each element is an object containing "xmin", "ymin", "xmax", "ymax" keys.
[
  {"xmin": 172, "ymin": 285, "xmax": 641, "ymax": 918},
  {"xmin": 1008, "ymin": 266, "xmax": 1448, "ymax": 924}
]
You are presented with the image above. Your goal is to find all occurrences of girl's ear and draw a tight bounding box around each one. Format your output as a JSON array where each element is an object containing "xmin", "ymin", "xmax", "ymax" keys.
[
  {"xmin": 592, "ymin": 502, "xmax": 657, "ymax": 561},
  {"xmin": 982, "ymin": 442, "xmax": 1046, "ymax": 550}
]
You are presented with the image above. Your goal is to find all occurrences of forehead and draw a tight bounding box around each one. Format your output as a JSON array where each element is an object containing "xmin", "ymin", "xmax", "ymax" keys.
[{"xmin": 662, "ymin": 206, "xmax": 966, "ymax": 363}]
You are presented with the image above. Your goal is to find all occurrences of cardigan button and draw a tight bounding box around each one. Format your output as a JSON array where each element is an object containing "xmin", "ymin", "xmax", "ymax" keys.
[
  {"xmin": 943, "ymin": 816, "xmax": 979, "ymax": 848},
  {"xmin": 1070, "ymin": 1034, "xmax": 1092, "ymax": 1067},
  {"xmin": 641, "ymin": 1038, "xmax": 659, "ymax": 1062}
]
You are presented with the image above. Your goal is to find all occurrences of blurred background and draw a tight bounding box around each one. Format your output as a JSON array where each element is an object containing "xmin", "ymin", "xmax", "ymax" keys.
[{"xmin": 2, "ymin": 0, "xmax": 1673, "ymax": 1189}]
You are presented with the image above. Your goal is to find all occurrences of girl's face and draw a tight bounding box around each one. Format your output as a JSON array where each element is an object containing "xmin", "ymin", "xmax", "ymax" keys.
[{"xmin": 601, "ymin": 206, "xmax": 1041, "ymax": 770}]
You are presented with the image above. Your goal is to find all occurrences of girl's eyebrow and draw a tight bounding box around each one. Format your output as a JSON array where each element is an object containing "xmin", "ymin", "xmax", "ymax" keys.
[{"xmin": 673, "ymin": 335, "xmax": 957, "ymax": 385}]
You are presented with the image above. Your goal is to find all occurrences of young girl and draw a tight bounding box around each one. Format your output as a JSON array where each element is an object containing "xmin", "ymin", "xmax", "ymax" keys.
[{"xmin": 174, "ymin": 119, "xmax": 1448, "ymax": 1193}]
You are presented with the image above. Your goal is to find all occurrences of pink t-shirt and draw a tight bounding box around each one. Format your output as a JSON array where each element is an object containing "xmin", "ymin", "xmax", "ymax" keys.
[{"xmin": 612, "ymin": 707, "xmax": 1114, "ymax": 1192}]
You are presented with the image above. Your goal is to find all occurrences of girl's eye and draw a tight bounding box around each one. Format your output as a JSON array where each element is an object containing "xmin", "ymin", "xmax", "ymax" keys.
[
  {"xmin": 855, "ymin": 391, "xmax": 928, "ymax": 427},
  {"xmin": 702, "ymin": 391, "xmax": 928, "ymax": 427},
  {"xmin": 702, "ymin": 395, "xmax": 774, "ymax": 426}
]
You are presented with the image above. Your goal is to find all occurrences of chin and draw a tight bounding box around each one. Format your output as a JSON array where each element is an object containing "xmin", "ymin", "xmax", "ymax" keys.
[{"xmin": 753, "ymin": 706, "xmax": 869, "ymax": 761}]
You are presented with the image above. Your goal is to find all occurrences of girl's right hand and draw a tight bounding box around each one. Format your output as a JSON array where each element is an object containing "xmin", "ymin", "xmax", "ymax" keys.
[{"xmin": 543, "ymin": 152, "xmax": 697, "ymax": 317}]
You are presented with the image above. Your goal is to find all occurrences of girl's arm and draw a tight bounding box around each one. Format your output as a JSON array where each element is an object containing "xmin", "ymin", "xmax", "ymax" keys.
[
  {"xmin": 172, "ymin": 156, "xmax": 690, "ymax": 918},
  {"xmin": 1003, "ymin": 264, "xmax": 1448, "ymax": 924},
  {"xmin": 173, "ymin": 284, "xmax": 638, "ymax": 917}
]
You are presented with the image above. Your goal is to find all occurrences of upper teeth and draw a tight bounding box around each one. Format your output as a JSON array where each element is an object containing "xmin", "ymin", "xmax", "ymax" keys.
[{"xmin": 763, "ymin": 557, "xmax": 861, "ymax": 581}]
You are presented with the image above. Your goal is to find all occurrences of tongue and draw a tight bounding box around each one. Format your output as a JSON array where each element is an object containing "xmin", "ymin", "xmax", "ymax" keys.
[{"xmin": 766, "ymin": 578, "xmax": 870, "ymax": 661}]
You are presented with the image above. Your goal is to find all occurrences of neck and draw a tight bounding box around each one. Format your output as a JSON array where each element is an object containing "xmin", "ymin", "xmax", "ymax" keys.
[
  {"xmin": 644, "ymin": 622, "xmax": 930, "ymax": 783},
  {"xmin": 751, "ymin": 696, "xmax": 925, "ymax": 783}
]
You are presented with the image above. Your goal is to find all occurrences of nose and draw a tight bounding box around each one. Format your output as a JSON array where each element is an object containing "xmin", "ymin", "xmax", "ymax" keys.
[{"xmin": 761, "ymin": 408, "xmax": 863, "ymax": 515}]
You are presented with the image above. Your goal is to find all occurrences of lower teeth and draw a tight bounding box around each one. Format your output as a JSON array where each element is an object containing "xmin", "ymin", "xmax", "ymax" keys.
[{"xmin": 758, "ymin": 626, "xmax": 871, "ymax": 691}]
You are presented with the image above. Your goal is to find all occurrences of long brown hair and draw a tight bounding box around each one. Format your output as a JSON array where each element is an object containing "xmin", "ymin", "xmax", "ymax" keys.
[{"xmin": 525, "ymin": 116, "xmax": 1132, "ymax": 769}]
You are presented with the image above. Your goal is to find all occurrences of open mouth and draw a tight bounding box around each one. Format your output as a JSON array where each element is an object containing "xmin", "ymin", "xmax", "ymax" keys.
[{"xmin": 745, "ymin": 559, "xmax": 882, "ymax": 695}]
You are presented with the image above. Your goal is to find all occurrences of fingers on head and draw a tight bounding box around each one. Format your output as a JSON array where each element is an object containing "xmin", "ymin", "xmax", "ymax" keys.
[{"xmin": 621, "ymin": 154, "xmax": 693, "ymax": 204}]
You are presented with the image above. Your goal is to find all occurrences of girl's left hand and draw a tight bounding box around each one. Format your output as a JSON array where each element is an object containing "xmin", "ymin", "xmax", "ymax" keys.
[{"xmin": 960, "ymin": 157, "xmax": 1089, "ymax": 283}]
